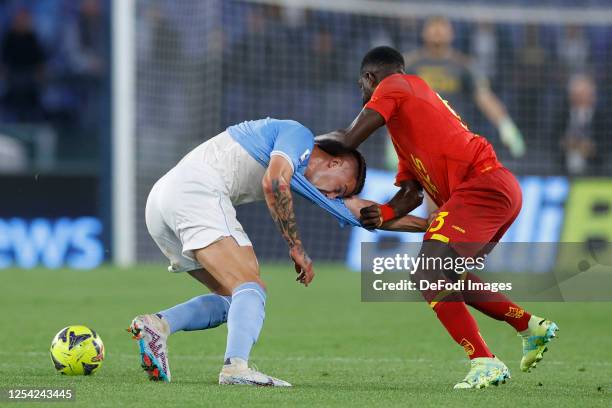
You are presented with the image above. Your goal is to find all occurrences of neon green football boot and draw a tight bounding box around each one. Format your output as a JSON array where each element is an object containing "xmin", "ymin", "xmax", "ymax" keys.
[
  {"xmin": 454, "ymin": 357, "xmax": 511, "ymax": 389},
  {"xmin": 519, "ymin": 315, "xmax": 559, "ymax": 372}
]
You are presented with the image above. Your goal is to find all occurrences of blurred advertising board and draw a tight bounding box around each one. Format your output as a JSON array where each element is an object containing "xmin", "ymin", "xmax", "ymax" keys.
[
  {"xmin": 0, "ymin": 175, "xmax": 104, "ymax": 269},
  {"xmin": 346, "ymin": 170, "xmax": 612, "ymax": 273}
]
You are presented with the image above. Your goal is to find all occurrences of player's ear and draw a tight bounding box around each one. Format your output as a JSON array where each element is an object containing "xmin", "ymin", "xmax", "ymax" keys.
[
  {"xmin": 329, "ymin": 158, "xmax": 342, "ymax": 168},
  {"xmin": 363, "ymin": 71, "xmax": 375, "ymax": 86}
]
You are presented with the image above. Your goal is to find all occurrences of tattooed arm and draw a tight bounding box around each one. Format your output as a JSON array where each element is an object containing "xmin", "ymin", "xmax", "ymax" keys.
[{"xmin": 262, "ymin": 155, "xmax": 314, "ymax": 286}]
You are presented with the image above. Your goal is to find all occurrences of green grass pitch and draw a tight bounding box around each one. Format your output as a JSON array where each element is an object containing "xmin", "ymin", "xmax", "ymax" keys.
[{"xmin": 1, "ymin": 264, "xmax": 610, "ymax": 407}]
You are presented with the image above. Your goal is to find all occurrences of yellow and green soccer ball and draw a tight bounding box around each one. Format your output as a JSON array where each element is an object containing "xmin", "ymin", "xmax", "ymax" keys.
[{"xmin": 50, "ymin": 325, "xmax": 105, "ymax": 375}]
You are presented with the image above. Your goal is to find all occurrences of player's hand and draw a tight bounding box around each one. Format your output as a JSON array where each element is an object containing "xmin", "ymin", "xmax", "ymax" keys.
[
  {"xmin": 359, "ymin": 204, "xmax": 383, "ymax": 230},
  {"xmin": 427, "ymin": 210, "xmax": 439, "ymax": 227},
  {"xmin": 499, "ymin": 118, "xmax": 526, "ymax": 158},
  {"xmin": 361, "ymin": 204, "xmax": 398, "ymax": 230},
  {"xmin": 289, "ymin": 245, "xmax": 314, "ymax": 287}
]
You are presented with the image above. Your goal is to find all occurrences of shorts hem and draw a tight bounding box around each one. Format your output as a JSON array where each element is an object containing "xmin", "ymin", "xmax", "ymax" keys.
[
  {"xmin": 181, "ymin": 231, "xmax": 252, "ymax": 258},
  {"xmin": 167, "ymin": 264, "xmax": 202, "ymax": 273}
]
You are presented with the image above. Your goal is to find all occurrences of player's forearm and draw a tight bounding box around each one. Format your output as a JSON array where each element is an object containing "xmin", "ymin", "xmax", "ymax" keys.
[
  {"xmin": 475, "ymin": 88, "xmax": 508, "ymax": 125},
  {"xmin": 356, "ymin": 181, "xmax": 424, "ymax": 230},
  {"xmin": 476, "ymin": 88, "xmax": 525, "ymax": 157},
  {"xmin": 315, "ymin": 129, "xmax": 347, "ymax": 144},
  {"xmin": 344, "ymin": 196, "xmax": 377, "ymax": 218},
  {"xmin": 263, "ymin": 176, "xmax": 303, "ymax": 250},
  {"xmin": 380, "ymin": 215, "xmax": 429, "ymax": 233},
  {"xmin": 386, "ymin": 181, "xmax": 424, "ymax": 218},
  {"xmin": 316, "ymin": 109, "xmax": 385, "ymax": 149}
]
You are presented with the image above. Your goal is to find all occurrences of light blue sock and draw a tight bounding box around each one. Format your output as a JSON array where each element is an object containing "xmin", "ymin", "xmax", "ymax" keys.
[
  {"xmin": 224, "ymin": 282, "xmax": 266, "ymax": 362},
  {"xmin": 158, "ymin": 293, "xmax": 231, "ymax": 334}
]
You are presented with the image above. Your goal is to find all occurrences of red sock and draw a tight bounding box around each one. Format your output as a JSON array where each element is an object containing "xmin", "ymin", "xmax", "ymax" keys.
[
  {"xmin": 433, "ymin": 302, "xmax": 493, "ymax": 359},
  {"xmin": 464, "ymin": 273, "xmax": 531, "ymax": 332}
]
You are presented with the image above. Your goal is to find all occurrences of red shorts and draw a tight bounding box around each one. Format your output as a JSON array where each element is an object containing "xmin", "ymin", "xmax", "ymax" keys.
[{"xmin": 423, "ymin": 167, "xmax": 522, "ymax": 257}]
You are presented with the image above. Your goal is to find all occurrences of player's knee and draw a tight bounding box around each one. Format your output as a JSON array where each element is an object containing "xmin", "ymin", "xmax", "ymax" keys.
[
  {"xmin": 411, "ymin": 240, "xmax": 455, "ymax": 283},
  {"xmin": 208, "ymin": 261, "xmax": 264, "ymax": 293},
  {"xmin": 421, "ymin": 239, "xmax": 458, "ymax": 259},
  {"xmin": 232, "ymin": 257, "xmax": 263, "ymax": 286},
  {"xmin": 230, "ymin": 276, "xmax": 266, "ymax": 293},
  {"xmin": 411, "ymin": 239, "xmax": 462, "ymax": 294}
]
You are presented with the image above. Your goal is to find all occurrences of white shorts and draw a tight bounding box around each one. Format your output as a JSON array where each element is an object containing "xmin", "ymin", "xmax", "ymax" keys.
[{"xmin": 145, "ymin": 146, "xmax": 253, "ymax": 273}]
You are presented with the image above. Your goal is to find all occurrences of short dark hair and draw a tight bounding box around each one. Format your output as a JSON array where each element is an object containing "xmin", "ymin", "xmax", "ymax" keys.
[
  {"xmin": 360, "ymin": 46, "xmax": 405, "ymax": 74},
  {"xmin": 315, "ymin": 140, "xmax": 367, "ymax": 196}
]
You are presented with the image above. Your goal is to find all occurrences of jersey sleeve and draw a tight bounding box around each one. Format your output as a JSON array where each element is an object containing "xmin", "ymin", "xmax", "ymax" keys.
[
  {"xmin": 290, "ymin": 172, "xmax": 360, "ymax": 227},
  {"xmin": 271, "ymin": 120, "xmax": 315, "ymax": 173},
  {"xmin": 364, "ymin": 75, "xmax": 408, "ymax": 123},
  {"xmin": 395, "ymin": 156, "xmax": 416, "ymax": 186}
]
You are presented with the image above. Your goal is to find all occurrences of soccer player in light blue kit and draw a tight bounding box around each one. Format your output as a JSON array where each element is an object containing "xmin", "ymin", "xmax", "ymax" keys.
[{"xmin": 128, "ymin": 118, "xmax": 367, "ymax": 386}]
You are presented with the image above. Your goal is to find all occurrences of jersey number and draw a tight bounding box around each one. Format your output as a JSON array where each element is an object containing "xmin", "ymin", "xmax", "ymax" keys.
[
  {"xmin": 427, "ymin": 211, "xmax": 449, "ymax": 233},
  {"xmin": 410, "ymin": 154, "xmax": 438, "ymax": 199}
]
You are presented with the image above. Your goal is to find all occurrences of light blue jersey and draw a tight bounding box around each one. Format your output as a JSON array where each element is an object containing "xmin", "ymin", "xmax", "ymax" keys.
[
  {"xmin": 227, "ymin": 118, "xmax": 359, "ymax": 227},
  {"xmin": 228, "ymin": 118, "xmax": 313, "ymax": 176}
]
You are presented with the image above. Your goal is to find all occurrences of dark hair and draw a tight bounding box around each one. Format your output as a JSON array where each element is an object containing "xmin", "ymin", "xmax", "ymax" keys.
[
  {"xmin": 360, "ymin": 46, "xmax": 405, "ymax": 74},
  {"xmin": 315, "ymin": 140, "xmax": 367, "ymax": 196}
]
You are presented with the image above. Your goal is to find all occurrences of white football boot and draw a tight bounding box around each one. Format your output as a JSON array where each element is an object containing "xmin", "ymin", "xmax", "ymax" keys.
[
  {"xmin": 219, "ymin": 358, "xmax": 291, "ymax": 387},
  {"xmin": 128, "ymin": 314, "xmax": 171, "ymax": 382},
  {"xmin": 454, "ymin": 356, "xmax": 511, "ymax": 389},
  {"xmin": 519, "ymin": 315, "xmax": 559, "ymax": 372}
]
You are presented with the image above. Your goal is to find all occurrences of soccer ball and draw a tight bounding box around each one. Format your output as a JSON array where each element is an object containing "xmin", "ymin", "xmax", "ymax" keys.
[{"xmin": 50, "ymin": 325, "xmax": 105, "ymax": 375}]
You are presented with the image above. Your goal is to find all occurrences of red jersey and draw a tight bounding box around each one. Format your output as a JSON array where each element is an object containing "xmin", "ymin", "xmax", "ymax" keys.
[{"xmin": 365, "ymin": 73, "xmax": 501, "ymax": 207}]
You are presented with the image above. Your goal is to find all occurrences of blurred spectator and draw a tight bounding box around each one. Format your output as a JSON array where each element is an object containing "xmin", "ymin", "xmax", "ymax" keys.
[
  {"xmin": 65, "ymin": 0, "xmax": 106, "ymax": 79},
  {"xmin": 63, "ymin": 0, "xmax": 108, "ymax": 129},
  {"xmin": 395, "ymin": 17, "xmax": 419, "ymax": 54},
  {"xmin": 281, "ymin": 5, "xmax": 306, "ymax": 29},
  {"xmin": 470, "ymin": 22, "xmax": 498, "ymax": 84},
  {"xmin": 470, "ymin": 21, "xmax": 511, "ymax": 88},
  {"xmin": 230, "ymin": 8, "xmax": 270, "ymax": 87},
  {"xmin": 307, "ymin": 29, "xmax": 339, "ymax": 86},
  {"xmin": 511, "ymin": 24, "xmax": 551, "ymax": 139},
  {"xmin": 0, "ymin": 8, "xmax": 46, "ymax": 122},
  {"xmin": 402, "ymin": 16, "xmax": 525, "ymax": 160},
  {"xmin": 368, "ymin": 20, "xmax": 394, "ymax": 50},
  {"xmin": 557, "ymin": 25, "xmax": 590, "ymax": 76},
  {"xmin": 138, "ymin": 3, "xmax": 183, "ymax": 131},
  {"xmin": 553, "ymin": 74, "xmax": 608, "ymax": 176}
]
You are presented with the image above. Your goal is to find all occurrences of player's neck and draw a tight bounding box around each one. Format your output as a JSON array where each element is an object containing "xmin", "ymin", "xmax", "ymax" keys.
[
  {"xmin": 426, "ymin": 46, "xmax": 451, "ymax": 59},
  {"xmin": 304, "ymin": 147, "xmax": 327, "ymax": 179}
]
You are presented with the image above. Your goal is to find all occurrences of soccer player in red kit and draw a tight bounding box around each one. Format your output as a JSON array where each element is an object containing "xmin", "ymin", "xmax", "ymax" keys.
[{"xmin": 325, "ymin": 46, "xmax": 559, "ymax": 389}]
